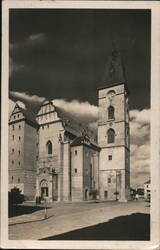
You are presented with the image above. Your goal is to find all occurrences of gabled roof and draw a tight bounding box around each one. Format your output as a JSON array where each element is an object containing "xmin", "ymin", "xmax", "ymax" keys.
[
  {"xmin": 71, "ymin": 135, "xmax": 100, "ymax": 151},
  {"xmin": 19, "ymin": 107, "xmax": 38, "ymax": 125},
  {"xmin": 9, "ymin": 103, "xmax": 38, "ymax": 127},
  {"xmin": 55, "ymin": 106, "xmax": 96, "ymax": 139}
]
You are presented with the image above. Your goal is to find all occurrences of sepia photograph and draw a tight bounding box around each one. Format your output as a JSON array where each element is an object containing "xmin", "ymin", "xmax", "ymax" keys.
[{"xmin": 1, "ymin": 1, "xmax": 160, "ymax": 249}]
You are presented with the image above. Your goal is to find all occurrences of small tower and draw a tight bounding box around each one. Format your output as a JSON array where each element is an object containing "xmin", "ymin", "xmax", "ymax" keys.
[
  {"xmin": 9, "ymin": 102, "xmax": 38, "ymax": 200},
  {"xmin": 98, "ymin": 49, "xmax": 130, "ymax": 202}
]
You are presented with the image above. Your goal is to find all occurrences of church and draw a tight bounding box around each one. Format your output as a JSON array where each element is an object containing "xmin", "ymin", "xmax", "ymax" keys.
[{"xmin": 8, "ymin": 50, "xmax": 130, "ymax": 202}]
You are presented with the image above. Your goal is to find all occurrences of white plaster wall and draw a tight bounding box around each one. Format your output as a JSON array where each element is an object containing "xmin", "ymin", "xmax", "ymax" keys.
[
  {"xmin": 71, "ymin": 146, "xmax": 83, "ymax": 201},
  {"xmin": 99, "ymin": 147, "xmax": 125, "ymax": 171}
]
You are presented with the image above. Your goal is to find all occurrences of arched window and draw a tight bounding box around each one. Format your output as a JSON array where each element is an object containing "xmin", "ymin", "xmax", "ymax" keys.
[
  {"xmin": 107, "ymin": 129, "xmax": 115, "ymax": 144},
  {"xmin": 46, "ymin": 140, "xmax": 52, "ymax": 154},
  {"xmin": 108, "ymin": 106, "xmax": 115, "ymax": 120}
]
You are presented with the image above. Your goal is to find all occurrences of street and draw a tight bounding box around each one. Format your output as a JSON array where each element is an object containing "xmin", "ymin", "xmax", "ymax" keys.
[{"xmin": 9, "ymin": 200, "xmax": 150, "ymax": 240}]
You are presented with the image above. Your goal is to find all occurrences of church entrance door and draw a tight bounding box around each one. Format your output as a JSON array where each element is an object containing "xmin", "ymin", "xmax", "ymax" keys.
[
  {"xmin": 40, "ymin": 179, "xmax": 48, "ymax": 200},
  {"xmin": 104, "ymin": 190, "xmax": 108, "ymax": 200},
  {"xmin": 41, "ymin": 187, "xmax": 48, "ymax": 198}
]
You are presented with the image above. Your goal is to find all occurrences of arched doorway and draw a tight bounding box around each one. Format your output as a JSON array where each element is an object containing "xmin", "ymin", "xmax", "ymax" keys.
[{"xmin": 40, "ymin": 179, "xmax": 48, "ymax": 199}]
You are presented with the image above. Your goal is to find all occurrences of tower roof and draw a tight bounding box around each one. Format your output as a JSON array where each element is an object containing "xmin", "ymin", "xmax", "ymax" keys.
[
  {"xmin": 100, "ymin": 47, "xmax": 126, "ymax": 86},
  {"xmin": 9, "ymin": 102, "xmax": 39, "ymax": 127}
]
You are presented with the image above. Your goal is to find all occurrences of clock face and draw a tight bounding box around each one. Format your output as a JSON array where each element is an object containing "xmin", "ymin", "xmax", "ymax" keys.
[{"xmin": 107, "ymin": 90, "xmax": 115, "ymax": 100}]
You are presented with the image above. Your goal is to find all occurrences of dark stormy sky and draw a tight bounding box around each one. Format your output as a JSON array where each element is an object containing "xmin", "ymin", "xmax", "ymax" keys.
[{"xmin": 9, "ymin": 9, "xmax": 151, "ymax": 110}]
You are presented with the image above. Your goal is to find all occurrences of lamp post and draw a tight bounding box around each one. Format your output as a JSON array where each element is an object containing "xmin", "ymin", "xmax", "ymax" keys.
[{"xmin": 43, "ymin": 197, "xmax": 48, "ymax": 219}]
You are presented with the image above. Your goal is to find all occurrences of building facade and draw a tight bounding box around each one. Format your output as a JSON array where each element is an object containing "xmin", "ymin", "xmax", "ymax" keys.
[
  {"xmin": 98, "ymin": 83, "xmax": 130, "ymax": 202},
  {"xmin": 144, "ymin": 180, "xmax": 151, "ymax": 199},
  {"xmin": 9, "ymin": 51, "xmax": 130, "ymax": 202}
]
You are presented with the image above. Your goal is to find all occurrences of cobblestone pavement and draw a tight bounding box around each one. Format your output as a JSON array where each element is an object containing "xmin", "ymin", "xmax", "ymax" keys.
[{"xmin": 9, "ymin": 200, "xmax": 150, "ymax": 240}]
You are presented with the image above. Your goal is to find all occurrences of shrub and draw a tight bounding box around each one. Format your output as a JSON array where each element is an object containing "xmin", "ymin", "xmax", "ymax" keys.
[{"xmin": 9, "ymin": 187, "xmax": 25, "ymax": 206}]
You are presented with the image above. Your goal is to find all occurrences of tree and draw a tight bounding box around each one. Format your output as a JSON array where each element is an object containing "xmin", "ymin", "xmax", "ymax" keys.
[{"xmin": 9, "ymin": 187, "xmax": 25, "ymax": 206}]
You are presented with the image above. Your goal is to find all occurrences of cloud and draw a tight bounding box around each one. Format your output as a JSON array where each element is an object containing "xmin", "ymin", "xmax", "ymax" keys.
[
  {"xmin": 130, "ymin": 109, "xmax": 150, "ymax": 146},
  {"xmin": 8, "ymin": 92, "xmax": 150, "ymax": 188},
  {"xmin": 10, "ymin": 33, "xmax": 47, "ymax": 52},
  {"xmin": 130, "ymin": 109, "xmax": 150, "ymax": 124},
  {"xmin": 27, "ymin": 33, "xmax": 46, "ymax": 44},
  {"xmin": 9, "ymin": 91, "xmax": 45, "ymax": 113},
  {"xmin": 53, "ymin": 99, "xmax": 98, "ymax": 127},
  {"xmin": 129, "ymin": 109, "xmax": 150, "ymax": 188},
  {"xmin": 9, "ymin": 56, "xmax": 26, "ymax": 78}
]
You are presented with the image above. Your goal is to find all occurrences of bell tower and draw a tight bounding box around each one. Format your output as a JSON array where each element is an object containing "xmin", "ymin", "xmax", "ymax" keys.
[{"xmin": 98, "ymin": 49, "xmax": 130, "ymax": 202}]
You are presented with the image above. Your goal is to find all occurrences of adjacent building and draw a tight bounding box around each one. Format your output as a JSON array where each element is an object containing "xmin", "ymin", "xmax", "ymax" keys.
[{"xmin": 144, "ymin": 180, "xmax": 151, "ymax": 199}]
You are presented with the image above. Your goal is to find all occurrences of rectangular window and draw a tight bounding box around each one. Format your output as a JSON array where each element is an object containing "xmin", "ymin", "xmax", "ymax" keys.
[
  {"xmin": 12, "ymin": 135, "xmax": 14, "ymax": 140},
  {"xmin": 75, "ymin": 168, "xmax": 77, "ymax": 173},
  {"xmin": 19, "ymin": 136, "xmax": 21, "ymax": 141},
  {"xmin": 108, "ymin": 155, "xmax": 112, "ymax": 160},
  {"xmin": 108, "ymin": 178, "xmax": 111, "ymax": 183},
  {"xmin": 19, "ymin": 125, "xmax": 21, "ymax": 130},
  {"xmin": 75, "ymin": 150, "xmax": 77, "ymax": 155},
  {"xmin": 12, "ymin": 148, "xmax": 14, "ymax": 154}
]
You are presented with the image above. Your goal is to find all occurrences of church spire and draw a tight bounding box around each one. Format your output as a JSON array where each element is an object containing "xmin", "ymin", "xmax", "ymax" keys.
[{"xmin": 101, "ymin": 43, "xmax": 126, "ymax": 85}]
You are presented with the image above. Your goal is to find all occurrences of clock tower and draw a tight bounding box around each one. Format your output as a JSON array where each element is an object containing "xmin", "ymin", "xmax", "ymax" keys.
[{"xmin": 98, "ymin": 50, "xmax": 130, "ymax": 202}]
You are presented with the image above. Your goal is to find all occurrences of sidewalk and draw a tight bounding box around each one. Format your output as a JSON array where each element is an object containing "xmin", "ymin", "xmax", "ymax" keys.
[{"xmin": 9, "ymin": 201, "xmax": 150, "ymax": 240}]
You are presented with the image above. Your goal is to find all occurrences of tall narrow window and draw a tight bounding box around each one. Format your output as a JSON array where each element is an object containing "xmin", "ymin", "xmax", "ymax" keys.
[
  {"xmin": 46, "ymin": 140, "xmax": 52, "ymax": 154},
  {"xmin": 108, "ymin": 178, "xmax": 111, "ymax": 183},
  {"xmin": 107, "ymin": 129, "xmax": 115, "ymax": 144},
  {"xmin": 108, "ymin": 155, "xmax": 112, "ymax": 160},
  {"xmin": 108, "ymin": 106, "xmax": 114, "ymax": 120}
]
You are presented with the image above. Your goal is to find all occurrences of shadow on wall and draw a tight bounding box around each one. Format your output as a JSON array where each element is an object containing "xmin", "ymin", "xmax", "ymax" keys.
[{"xmin": 41, "ymin": 213, "xmax": 150, "ymax": 241}]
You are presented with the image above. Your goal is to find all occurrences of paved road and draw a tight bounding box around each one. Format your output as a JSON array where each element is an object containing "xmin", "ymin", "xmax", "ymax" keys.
[{"xmin": 9, "ymin": 200, "xmax": 150, "ymax": 240}]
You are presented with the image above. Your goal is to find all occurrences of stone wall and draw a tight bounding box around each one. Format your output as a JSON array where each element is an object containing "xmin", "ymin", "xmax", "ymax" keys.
[{"xmin": 71, "ymin": 145, "xmax": 83, "ymax": 201}]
